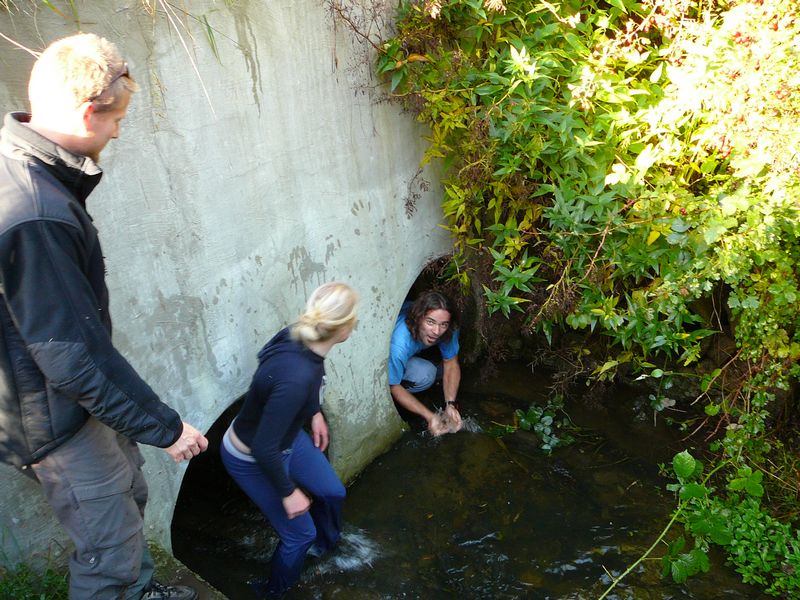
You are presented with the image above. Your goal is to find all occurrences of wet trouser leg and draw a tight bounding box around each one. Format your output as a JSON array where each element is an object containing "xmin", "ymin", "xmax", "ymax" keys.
[
  {"xmin": 289, "ymin": 430, "xmax": 345, "ymax": 556},
  {"xmin": 32, "ymin": 417, "xmax": 152, "ymax": 600},
  {"xmin": 220, "ymin": 429, "xmax": 345, "ymax": 596}
]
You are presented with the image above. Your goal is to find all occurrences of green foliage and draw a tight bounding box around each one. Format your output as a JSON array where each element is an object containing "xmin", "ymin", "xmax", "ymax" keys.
[
  {"xmin": 727, "ymin": 497, "xmax": 800, "ymax": 595},
  {"xmin": 378, "ymin": 0, "xmax": 800, "ymax": 378},
  {"xmin": 377, "ymin": 0, "xmax": 800, "ymax": 594},
  {"xmin": 487, "ymin": 394, "xmax": 576, "ymax": 453},
  {"xmin": 0, "ymin": 562, "xmax": 68, "ymax": 600},
  {"xmin": 0, "ymin": 0, "xmax": 79, "ymax": 23},
  {"xmin": 660, "ymin": 450, "xmax": 800, "ymax": 596},
  {"xmin": 513, "ymin": 394, "xmax": 575, "ymax": 453}
]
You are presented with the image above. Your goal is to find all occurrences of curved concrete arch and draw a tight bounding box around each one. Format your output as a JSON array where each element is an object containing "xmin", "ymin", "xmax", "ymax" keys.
[{"xmin": 0, "ymin": 0, "xmax": 451, "ymax": 564}]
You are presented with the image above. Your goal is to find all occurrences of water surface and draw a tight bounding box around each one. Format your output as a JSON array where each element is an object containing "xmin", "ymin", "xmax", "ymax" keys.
[{"xmin": 173, "ymin": 362, "xmax": 764, "ymax": 599}]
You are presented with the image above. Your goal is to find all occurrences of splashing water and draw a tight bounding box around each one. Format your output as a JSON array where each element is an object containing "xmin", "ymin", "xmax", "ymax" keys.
[
  {"xmin": 460, "ymin": 415, "xmax": 482, "ymax": 433},
  {"xmin": 173, "ymin": 362, "xmax": 762, "ymax": 599},
  {"xmin": 425, "ymin": 409, "xmax": 483, "ymax": 437},
  {"xmin": 304, "ymin": 527, "xmax": 382, "ymax": 578}
]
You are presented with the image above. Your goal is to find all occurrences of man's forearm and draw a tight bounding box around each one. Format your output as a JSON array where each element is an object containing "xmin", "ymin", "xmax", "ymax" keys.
[
  {"xmin": 442, "ymin": 357, "xmax": 461, "ymax": 404},
  {"xmin": 390, "ymin": 384, "xmax": 434, "ymax": 422}
]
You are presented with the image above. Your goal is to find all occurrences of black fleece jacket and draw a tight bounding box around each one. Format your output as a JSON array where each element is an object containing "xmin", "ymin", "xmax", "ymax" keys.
[
  {"xmin": 0, "ymin": 112, "xmax": 182, "ymax": 468},
  {"xmin": 233, "ymin": 327, "xmax": 325, "ymax": 497}
]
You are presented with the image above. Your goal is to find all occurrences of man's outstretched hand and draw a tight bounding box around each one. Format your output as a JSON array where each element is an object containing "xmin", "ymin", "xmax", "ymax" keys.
[{"xmin": 165, "ymin": 422, "xmax": 209, "ymax": 463}]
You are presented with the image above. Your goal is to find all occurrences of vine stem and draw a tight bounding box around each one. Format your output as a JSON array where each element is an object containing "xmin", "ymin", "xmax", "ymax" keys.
[
  {"xmin": 598, "ymin": 457, "xmax": 731, "ymax": 599},
  {"xmin": 596, "ymin": 506, "xmax": 683, "ymax": 600}
]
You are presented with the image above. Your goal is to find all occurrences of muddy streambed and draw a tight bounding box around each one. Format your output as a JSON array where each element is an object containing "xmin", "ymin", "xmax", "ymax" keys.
[{"xmin": 172, "ymin": 362, "xmax": 765, "ymax": 599}]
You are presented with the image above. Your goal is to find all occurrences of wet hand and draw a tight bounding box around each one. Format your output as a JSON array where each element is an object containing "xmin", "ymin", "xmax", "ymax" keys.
[
  {"xmin": 164, "ymin": 422, "xmax": 209, "ymax": 464},
  {"xmin": 428, "ymin": 413, "xmax": 447, "ymax": 437},
  {"xmin": 445, "ymin": 404, "xmax": 463, "ymax": 433}
]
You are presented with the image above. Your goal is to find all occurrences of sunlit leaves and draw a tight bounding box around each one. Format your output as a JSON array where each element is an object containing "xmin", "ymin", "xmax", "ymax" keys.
[{"xmin": 374, "ymin": 5, "xmax": 800, "ymax": 592}]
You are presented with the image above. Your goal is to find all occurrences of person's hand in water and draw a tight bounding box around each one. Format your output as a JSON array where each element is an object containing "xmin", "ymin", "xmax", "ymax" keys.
[
  {"xmin": 428, "ymin": 412, "xmax": 448, "ymax": 436},
  {"xmin": 444, "ymin": 403, "xmax": 463, "ymax": 433},
  {"xmin": 429, "ymin": 406, "xmax": 462, "ymax": 436}
]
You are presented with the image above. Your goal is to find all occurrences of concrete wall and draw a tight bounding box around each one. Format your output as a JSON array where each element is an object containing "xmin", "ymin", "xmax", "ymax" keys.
[{"xmin": 0, "ymin": 0, "xmax": 450, "ymax": 566}]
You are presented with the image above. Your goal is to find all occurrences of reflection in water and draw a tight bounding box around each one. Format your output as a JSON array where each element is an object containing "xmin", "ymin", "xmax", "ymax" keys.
[{"xmin": 172, "ymin": 363, "xmax": 764, "ymax": 599}]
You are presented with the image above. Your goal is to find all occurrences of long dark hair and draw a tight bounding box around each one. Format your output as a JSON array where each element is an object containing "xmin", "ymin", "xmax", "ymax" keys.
[{"xmin": 405, "ymin": 291, "xmax": 458, "ymax": 344}]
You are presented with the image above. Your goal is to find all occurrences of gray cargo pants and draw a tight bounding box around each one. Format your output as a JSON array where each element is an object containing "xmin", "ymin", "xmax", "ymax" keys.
[{"xmin": 32, "ymin": 417, "xmax": 155, "ymax": 599}]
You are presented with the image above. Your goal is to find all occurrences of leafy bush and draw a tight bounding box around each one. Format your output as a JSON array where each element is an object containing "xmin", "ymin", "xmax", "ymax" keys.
[
  {"xmin": 375, "ymin": 0, "xmax": 800, "ymax": 593},
  {"xmin": 662, "ymin": 451, "xmax": 800, "ymax": 596},
  {"xmin": 513, "ymin": 394, "xmax": 575, "ymax": 453},
  {"xmin": 488, "ymin": 394, "xmax": 576, "ymax": 452}
]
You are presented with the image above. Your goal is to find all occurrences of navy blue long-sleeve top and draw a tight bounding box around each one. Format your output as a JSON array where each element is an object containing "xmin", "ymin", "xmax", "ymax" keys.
[{"xmin": 232, "ymin": 327, "xmax": 324, "ymax": 497}]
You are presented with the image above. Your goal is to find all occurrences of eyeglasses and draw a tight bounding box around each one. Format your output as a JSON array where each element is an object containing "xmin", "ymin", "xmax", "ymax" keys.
[{"xmin": 88, "ymin": 62, "xmax": 129, "ymax": 102}]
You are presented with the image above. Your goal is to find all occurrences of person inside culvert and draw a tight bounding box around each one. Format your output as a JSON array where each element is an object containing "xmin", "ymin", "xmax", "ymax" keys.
[
  {"xmin": 389, "ymin": 290, "xmax": 464, "ymax": 435},
  {"xmin": 0, "ymin": 33, "xmax": 209, "ymax": 599},
  {"xmin": 220, "ymin": 282, "xmax": 357, "ymax": 598}
]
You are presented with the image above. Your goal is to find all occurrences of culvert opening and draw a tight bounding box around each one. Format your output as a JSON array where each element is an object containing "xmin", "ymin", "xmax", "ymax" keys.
[
  {"xmin": 386, "ymin": 255, "xmax": 480, "ymax": 434},
  {"xmin": 169, "ymin": 257, "xmax": 471, "ymax": 597},
  {"xmin": 170, "ymin": 397, "xmax": 279, "ymax": 598},
  {"xmin": 170, "ymin": 260, "xmax": 758, "ymax": 599}
]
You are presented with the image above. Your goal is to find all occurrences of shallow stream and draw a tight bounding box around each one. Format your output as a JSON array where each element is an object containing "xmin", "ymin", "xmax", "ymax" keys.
[{"xmin": 172, "ymin": 362, "xmax": 765, "ymax": 599}]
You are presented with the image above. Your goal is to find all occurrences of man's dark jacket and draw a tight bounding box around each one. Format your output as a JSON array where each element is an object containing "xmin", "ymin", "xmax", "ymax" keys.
[{"xmin": 0, "ymin": 112, "xmax": 182, "ymax": 469}]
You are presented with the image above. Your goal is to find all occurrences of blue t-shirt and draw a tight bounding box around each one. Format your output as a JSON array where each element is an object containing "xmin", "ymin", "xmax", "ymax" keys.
[{"xmin": 388, "ymin": 303, "xmax": 459, "ymax": 386}]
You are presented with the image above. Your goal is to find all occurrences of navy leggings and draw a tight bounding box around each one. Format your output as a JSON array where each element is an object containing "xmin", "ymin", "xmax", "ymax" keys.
[{"xmin": 220, "ymin": 429, "xmax": 345, "ymax": 596}]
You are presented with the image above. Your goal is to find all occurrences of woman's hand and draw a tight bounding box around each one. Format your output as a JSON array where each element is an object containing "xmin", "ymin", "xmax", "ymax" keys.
[
  {"xmin": 311, "ymin": 411, "xmax": 329, "ymax": 451},
  {"xmin": 283, "ymin": 488, "xmax": 311, "ymax": 519}
]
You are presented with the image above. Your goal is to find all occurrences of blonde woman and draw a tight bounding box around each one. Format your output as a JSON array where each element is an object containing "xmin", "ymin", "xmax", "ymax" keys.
[{"xmin": 221, "ymin": 282, "xmax": 358, "ymax": 598}]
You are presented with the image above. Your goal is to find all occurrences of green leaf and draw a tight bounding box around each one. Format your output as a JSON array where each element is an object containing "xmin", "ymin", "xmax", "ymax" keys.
[
  {"xmin": 673, "ymin": 451, "xmax": 697, "ymax": 480},
  {"xmin": 689, "ymin": 510, "xmax": 732, "ymax": 545},
  {"xmin": 670, "ymin": 554, "xmax": 691, "ymax": 583},
  {"xmin": 390, "ymin": 69, "xmax": 405, "ymax": 92},
  {"xmin": 649, "ymin": 62, "xmax": 664, "ymax": 83},
  {"xmin": 608, "ymin": 0, "xmax": 628, "ymax": 14},
  {"xmin": 39, "ymin": 0, "xmax": 66, "ymax": 17},
  {"xmin": 475, "ymin": 84, "xmax": 504, "ymax": 96},
  {"xmin": 679, "ymin": 483, "xmax": 708, "ymax": 500},
  {"xmin": 201, "ymin": 15, "xmax": 221, "ymax": 62},
  {"xmin": 703, "ymin": 220, "xmax": 729, "ymax": 245},
  {"xmin": 563, "ymin": 33, "xmax": 587, "ymax": 54},
  {"xmin": 745, "ymin": 478, "xmax": 764, "ymax": 497}
]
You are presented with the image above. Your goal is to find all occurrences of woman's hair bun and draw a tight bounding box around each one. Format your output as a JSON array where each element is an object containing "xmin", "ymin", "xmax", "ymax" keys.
[{"xmin": 292, "ymin": 282, "xmax": 358, "ymax": 344}]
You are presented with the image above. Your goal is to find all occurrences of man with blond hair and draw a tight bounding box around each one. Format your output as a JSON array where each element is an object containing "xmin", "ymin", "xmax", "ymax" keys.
[{"xmin": 0, "ymin": 33, "xmax": 207, "ymax": 600}]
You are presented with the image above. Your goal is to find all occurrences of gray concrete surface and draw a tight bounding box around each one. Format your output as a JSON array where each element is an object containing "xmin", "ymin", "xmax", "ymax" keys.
[{"xmin": 0, "ymin": 0, "xmax": 449, "ymax": 568}]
